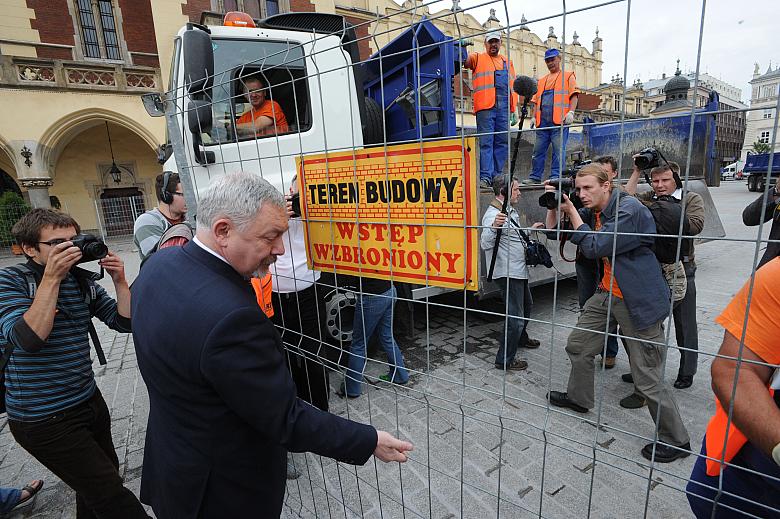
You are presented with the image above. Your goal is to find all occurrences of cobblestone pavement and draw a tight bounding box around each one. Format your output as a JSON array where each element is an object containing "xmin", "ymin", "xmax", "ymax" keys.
[{"xmin": 0, "ymin": 180, "xmax": 768, "ymax": 518}]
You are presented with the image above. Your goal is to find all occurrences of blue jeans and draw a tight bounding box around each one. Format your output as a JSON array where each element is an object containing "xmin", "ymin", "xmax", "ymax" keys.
[
  {"xmin": 0, "ymin": 487, "xmax": 22, "ymax": 514},
  {"xmin": 476, "ymin": 106, "xmax": 509, "ymax": 182},
  {"xmin": 687, "ymin": 437, "xmax": 780, "ymax": 518},
  {"xmin": 530, "ymin": 126, "xmax": 569, "ymax": 181},
  {"xmin": 575, "ymin": 259, "xmax": 618, "ymax": 358},
  {"xmin": 494, "ymin": 278, "xmax": 532, "ymax": 367},
  {"xmin": 345, "ymin": 286, "xmax": 409, "ymax": 396}
]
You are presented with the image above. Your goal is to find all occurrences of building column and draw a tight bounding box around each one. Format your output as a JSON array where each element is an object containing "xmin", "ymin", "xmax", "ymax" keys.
[{"xmin": 19, "ymin": 178, "xmax": 53, "ymax": 208}]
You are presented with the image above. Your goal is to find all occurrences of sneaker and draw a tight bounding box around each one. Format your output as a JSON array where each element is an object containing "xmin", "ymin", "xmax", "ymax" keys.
[
  {"xmin": 495, "ymin": 359, "xmax": 528, "ymax": 371},
  {"xmin": 673, "ymin": 375, "xmax": 693, "ymax": 389},
  {"xmin": 619, "ymin": 392, "xmax": 646, "ymax": 409},
  {"xmin": 521, "ymin": 178, "xmax": 541, "ymax": 185},
  {"xmin": 379, "ymin": 373, "xmax": 409, "ymax": 385},
  {"xmin": 520, "ymin": 337, "xmax": 541, "ymax": 349},
  {"xmin": 641, "ymin": 442, "xmax": 691, "ymax": 463},
  {"xmin": 547, "ymin": 391, "xmax": 588, "ymax": 413},
  {"xmin": 621, "ymin": 373, "xmax": 634, "ymax": 384},
  {"xmin": 479, "ymin": 178, "xmax": 493, "ymax": 190},
  {"xmin": 603, "ymin": 356, "xmax": 616, "ymax": 369},
  {"xmin": 336, "ymin": 383, "xmax": 360, "ymax": 399}
]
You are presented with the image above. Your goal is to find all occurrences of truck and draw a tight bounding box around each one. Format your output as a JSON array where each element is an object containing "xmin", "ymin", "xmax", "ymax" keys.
[
  {"xmin": 142, "ymin": 11, "xmax": 725, "ymax": 339},
  {"xmin": 744, "ymin": 152, "xmax": 780, "ymax": 192}
]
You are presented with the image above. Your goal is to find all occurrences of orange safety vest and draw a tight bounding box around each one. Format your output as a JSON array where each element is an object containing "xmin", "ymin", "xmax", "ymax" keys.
[
  {"xmin": 532, "ymin": 70, "xmax": 577, "ymax": 126},
  {"xmin": 704, "ymin": 390, "xmax": 774, "ymax": 476},
  {"xmin": 250, "ymin": 273, "xmax": 274, "ymax": 318},
  {"xmin": 471, "ymin": 53, "xmax": 518, "ymax": 113}
]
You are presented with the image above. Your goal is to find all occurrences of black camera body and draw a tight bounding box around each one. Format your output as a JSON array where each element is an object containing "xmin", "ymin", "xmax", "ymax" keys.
[
  {"xmin": 634, "ymin": 147, "xmax": 661, "ymax": 170},
  {"xmin": 289, "ymin": 193, "xmax": 302, "ymax": 218},
  {"xmin": 71, "ymin": 234, "xmax": 108, "ymax": 263},
  {"xmin": 538, "ymin": 159, "xmax": 589, "ymax": 210}
]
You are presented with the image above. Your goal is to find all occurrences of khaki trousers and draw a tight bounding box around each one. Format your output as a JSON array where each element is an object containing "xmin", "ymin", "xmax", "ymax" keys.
[{"xmin": 565, "ymin": 291, "xmax": 690, "ymax": 446}]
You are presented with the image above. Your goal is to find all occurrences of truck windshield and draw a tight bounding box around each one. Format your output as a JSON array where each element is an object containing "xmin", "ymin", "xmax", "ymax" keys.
[{"xmin": 203, "ymin": 38, "xmax": 310, "ymax": 145}]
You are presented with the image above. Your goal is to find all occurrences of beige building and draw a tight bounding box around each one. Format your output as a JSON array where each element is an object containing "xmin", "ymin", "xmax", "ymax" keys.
[
  {"xmin": 0, "ymin": 0, "xmax": 602, "ymax": 243},
  {"xmin": 585, "ymin": 75, "xmax": 651, "ymax": 122}
]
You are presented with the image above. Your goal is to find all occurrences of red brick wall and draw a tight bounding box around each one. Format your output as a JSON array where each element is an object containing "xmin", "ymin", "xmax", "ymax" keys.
[
  {"xmin": 27, "ymin": 0, "xmax": 75, "ymax": 58},
  {"xmin": 343, "ymin": 15, "xmax": 371, "ymax": 62},
  {"xmin": 118, "ymin": 0, "xmax": 158, "ymax": 66},
  {"xmin": 289, "ymin": 0, "xmax": 315, "ymax": 12},
  {"xmin": 181, "ymin": 0, "xmax": 212, "ymax": 23}
]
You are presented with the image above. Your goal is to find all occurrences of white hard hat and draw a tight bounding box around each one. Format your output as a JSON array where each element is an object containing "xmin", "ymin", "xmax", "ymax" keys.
[{"xmin": 485, "ymin": 31, "xmax": 502, "ymax": 43}]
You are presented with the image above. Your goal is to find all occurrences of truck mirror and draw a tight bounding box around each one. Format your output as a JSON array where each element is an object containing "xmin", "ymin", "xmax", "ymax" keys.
[
  {"xmin": 182, "ymin": 28, "xmax": 213, "ymax": 96},
  {"xmin": 187, "ymin": 99, "xmax": 213, "ymax": 135},
  {"xmin": 141, "ymin": 92, "xmax": 166, "ymax": 117}
]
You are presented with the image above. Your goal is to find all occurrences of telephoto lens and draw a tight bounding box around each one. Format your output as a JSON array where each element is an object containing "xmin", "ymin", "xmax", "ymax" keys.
[{"xmin": 71, "ymin": 234, "xmax": 109, "ymax": 263}]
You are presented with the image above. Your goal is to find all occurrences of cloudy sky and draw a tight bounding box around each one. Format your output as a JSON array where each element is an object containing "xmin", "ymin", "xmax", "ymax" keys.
[{"xmin": 413, "ymin": 0, "xmax": 775, "ymax": 104}]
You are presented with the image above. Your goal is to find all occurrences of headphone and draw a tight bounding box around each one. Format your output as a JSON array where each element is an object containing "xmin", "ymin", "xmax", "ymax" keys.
[{"xmin": 159, "ymin": 171, "xmax": 174, "ymax": 205}]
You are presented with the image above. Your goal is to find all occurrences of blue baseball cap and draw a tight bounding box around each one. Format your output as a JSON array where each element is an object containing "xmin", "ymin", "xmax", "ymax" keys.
[{"xmin": 544, "ymin": 48, "xmax": 560, "ymax": 60}]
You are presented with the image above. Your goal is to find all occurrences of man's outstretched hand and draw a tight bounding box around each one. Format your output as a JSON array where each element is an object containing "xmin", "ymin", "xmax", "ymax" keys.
[{"xmin": 374, "ymin": 430, "xmax": 413, "ymax": 463}]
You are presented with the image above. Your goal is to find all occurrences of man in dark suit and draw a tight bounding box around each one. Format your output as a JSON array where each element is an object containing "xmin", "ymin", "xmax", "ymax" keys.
[{"xmin": 131, "ymin": 172, "xmax": 412, "ymax": 518}]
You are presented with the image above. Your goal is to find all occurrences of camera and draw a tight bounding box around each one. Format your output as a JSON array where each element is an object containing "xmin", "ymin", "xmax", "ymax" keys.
[
  {"xmin": 634, "ymin": 147, "xmax": 660, "ymax": 170},
  {"xmin": 537, "ymin": 159, "xmax": 588, "ymax": 210},
  {"xmin": 289, "ymin": 193, "xmax": 302, "ymax": 218},
  {"xmin": 71, "ymin": 234, "xmax": 108, "ymax": 263}
]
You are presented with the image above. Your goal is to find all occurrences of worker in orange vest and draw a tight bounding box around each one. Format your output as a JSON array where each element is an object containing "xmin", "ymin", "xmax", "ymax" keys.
[
  {"xmin": 686, "ymin": 257, "xmax": 780, "ymax": 517},
  {"xmin": 463, "ymin": 30, "xmax": 518, "ymax": 190},
  {"xmin": 524, "ymin": 48, "xmax": 579, "ymax": 184}
]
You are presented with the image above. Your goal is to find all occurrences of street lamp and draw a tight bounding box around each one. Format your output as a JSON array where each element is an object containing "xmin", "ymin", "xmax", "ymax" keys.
[{"xmin": 104, "ymin": 121, "xmax": 129, "ymax": 184}]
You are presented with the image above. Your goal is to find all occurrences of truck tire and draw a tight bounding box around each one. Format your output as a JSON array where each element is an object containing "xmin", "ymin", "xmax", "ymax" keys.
[
  {"xmin": 362, "ymin": 96, "xmax": 384, "ymax": 145},
  {"xmin": 758, "ymin": 178, "xmax": 766, "ymax": 193},
  {"xmin": 748, "ymin": 175, "xmax": 758, "ymax": 192}
]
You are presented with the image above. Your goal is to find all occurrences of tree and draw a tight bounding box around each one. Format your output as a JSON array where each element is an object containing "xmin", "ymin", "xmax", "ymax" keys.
[
  {"xmin": 752, "ymin": 140, "xmax": 772, "ymax": 154},
  {"xmin": 0, "ymin": 191, "xmax": 31, "ymax": 246}
]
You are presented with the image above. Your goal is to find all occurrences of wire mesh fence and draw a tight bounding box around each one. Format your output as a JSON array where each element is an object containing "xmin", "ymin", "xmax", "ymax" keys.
[
  {"xmin": 0, "ymin": 199, "xmax": 31, "ymax": 258},
  {"xmin": 154, "ymin": 0, "xmax": 780, "ymax": 517}
]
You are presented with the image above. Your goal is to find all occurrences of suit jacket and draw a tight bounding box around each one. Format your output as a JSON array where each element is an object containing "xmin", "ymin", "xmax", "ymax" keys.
[{"xmin": 131, "ymin": 241, "xmax": 377, "ymax": 518}]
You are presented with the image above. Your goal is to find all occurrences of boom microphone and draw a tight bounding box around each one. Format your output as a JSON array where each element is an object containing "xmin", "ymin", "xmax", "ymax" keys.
[{"xmin": 513, "ymin": 75, "xmax": 538, "ymax": 98}]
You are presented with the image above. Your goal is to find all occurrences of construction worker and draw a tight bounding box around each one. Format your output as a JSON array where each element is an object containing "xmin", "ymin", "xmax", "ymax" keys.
[
  {"xmin": 524, "ymin": 48, "xmax": 579, "ymax": 185},
  {"xmin": 463, "ymin": 31, "xmax": 518, "ymax": 189}
]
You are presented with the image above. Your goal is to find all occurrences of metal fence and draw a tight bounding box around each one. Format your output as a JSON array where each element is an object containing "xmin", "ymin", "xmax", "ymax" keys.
[
  {"xmin": 93, "ymin": 193, "xmax": 147, "ymax": 240},
  {"xmin": 0, "ymin": 201, "xmax": 31, "ymax": 258},
  {"xmin": 159, "ymin": 1, "xmax": 780, "ymax": 518}
]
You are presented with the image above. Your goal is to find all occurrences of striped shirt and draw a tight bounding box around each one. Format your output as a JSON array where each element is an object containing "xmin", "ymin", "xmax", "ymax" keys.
[
  {"xmin": 133, "ymin": 208, "xmax": 175, "ymax": 262},
  {"xmin": 0, "ymin": 263, "xmax": 130, "ymax": 422}
]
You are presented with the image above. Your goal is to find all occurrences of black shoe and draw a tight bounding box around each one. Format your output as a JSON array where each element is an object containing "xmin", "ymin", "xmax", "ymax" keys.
[
  {"xmin": 619, "ymin": 392, "xmax": 646, "ymax": 409},
  {"xmin": 336, "ymin": 383, "xmax": 360, "ymax": 399},
  {"xmin": 547, "ymin": 391, "xmax": 588, "ymax": 413},
  {"xmin": 673, "ymin": 375, "xmax": 693, "ymax": 389},
  {"xmin": 479, "ymin": 178, "xmax": 493, "ymax": 190},
  {"xmin": 641, "ymin": 442, "xmax": 691, "ymax": 463},
  {"xmin": 621, "ymin": 373, "xmax": 634, "ymax": 384},
  {"xmin": 495, "ymin": 358, "xmax": 528, "ymax": 371},
  {"xmin": 520, "ymin": 337, "xmax": 541, "ymax": 349}
]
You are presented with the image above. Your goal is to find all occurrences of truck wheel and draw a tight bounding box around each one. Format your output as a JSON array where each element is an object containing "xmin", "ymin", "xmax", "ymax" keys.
[
  {"xmin": 758, "ymin": 178, "xmax": 766, "ymax": 193},
  {"xmin": 323, "ymin": 288, "xmax": 356, "ymax": 343},
  {"xmin": 748, "ymin": 175, "xmax": 757, "ymax": 192},
  {"xmin": 362, "ymin": 96, "xmax": 384, "ymax": 145}
]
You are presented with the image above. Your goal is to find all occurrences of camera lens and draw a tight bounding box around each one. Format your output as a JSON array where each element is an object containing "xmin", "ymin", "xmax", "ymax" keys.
[{"xmin": 83, "ymin": 242, "xmax": 108, "ymax": 260}]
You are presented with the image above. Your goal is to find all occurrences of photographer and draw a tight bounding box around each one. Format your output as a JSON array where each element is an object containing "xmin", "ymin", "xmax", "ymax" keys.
[
  {"xmin": 481, "ymin": 176, "xmax": 543, "ymax": 371},
  {"xmin": 626, "ymin": 158, "xmax": 704, "ymax": 390},
  {"xmin": 0, "ymin": 209, "xmax": 148, "ymax": 516},
  {"xmin": 544, "ymin": 164, "xmax": 690, "ymax": 463}
]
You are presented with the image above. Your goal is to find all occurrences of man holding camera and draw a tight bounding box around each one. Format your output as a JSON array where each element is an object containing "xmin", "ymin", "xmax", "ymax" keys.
[
  {"xmin": 0, "ymin": 209, "xmax": 149, "ymax": 517},
  {"xmin": 481, "ymin": 176, "xmax": 543, "ymax": 371},
  {"xmin": 626, "ymin": 159, "xmax": 704, "ymax": 390},
  {"xmin": 544, "ymin": 164, "xmax": 690, "ymax": 463},
  {"xmin": 742, "ymin": 182, "xmax": 780, "ymax": 269}
]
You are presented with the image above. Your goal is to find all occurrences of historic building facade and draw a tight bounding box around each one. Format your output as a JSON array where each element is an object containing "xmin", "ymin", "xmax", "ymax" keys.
[{"xmin": 741, "ymin": 63, "xmax": 780, "ymax": 163}]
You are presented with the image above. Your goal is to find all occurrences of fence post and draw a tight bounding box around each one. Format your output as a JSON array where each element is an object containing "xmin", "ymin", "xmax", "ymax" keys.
[{"xmin": 93, "ymin": 199, "xmax": 107, "ymax": 242}]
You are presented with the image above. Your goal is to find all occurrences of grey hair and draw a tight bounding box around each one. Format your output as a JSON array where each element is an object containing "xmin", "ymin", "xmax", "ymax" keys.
[{"xmin": 196, "ymin": 172, "xmax": 285, "ymax": 232}]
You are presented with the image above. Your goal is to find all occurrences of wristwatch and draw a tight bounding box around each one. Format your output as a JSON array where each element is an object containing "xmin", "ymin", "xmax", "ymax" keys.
[{"xmin": 773, "ymin": 442, "xmax": 780, "ymax": 467}]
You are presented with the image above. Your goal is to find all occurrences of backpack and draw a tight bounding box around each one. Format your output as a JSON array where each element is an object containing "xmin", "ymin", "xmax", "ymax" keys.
[
  {"xmin": 0, "ymin": 264, "xmax": 107, "ymax": 414},
  {"xmin": 139, "ymin": 220, "xmax": 194, "ymax": 269},
  {"xmin": 644, "ymin": 195, "xmax": 693, "ymax": 265}
]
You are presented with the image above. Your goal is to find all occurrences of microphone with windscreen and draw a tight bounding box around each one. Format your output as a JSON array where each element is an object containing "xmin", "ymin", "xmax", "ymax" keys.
[{"xmin": 513, "ymin": 75, "xmax": 538, "ymax": 98}]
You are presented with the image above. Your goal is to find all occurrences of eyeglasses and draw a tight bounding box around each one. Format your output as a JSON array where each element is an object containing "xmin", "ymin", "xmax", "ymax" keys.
[
  {"xmin": 172, "ymin": 192, "xmax": 185, "ymax": 197},
  {"xmin": 38, "ymin": 238, "xmax": 73, "ymax": 247}
]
